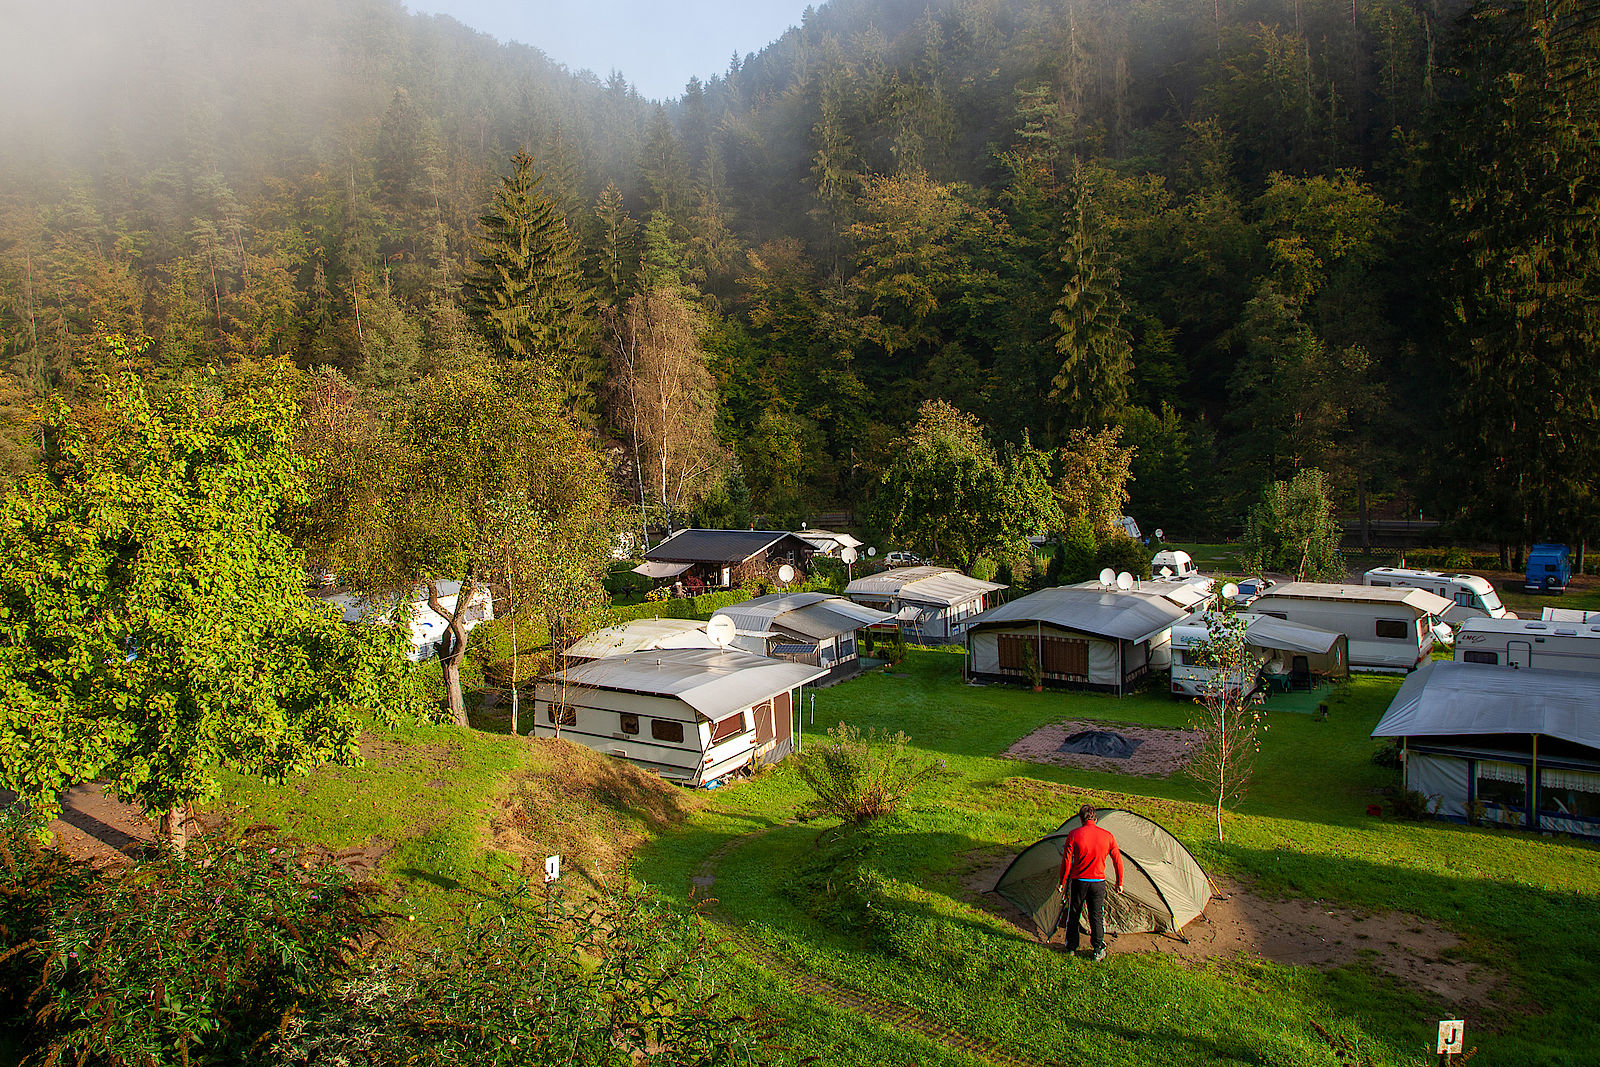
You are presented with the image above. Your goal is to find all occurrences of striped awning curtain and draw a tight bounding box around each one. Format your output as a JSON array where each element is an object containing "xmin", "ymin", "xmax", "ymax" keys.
[
  {"xmin": 1477, "ymin": 760, "xmax": 1526, "ymax": 783},
  {"xmin": 1540, "ymin": 767, "xmax": 1600, "ymax": 792}
]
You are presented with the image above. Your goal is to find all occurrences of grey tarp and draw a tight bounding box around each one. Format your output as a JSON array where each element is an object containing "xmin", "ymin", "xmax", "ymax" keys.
[{"xmin": 992, "ymin": 810, "xmax": 1212, "ymax": 937}]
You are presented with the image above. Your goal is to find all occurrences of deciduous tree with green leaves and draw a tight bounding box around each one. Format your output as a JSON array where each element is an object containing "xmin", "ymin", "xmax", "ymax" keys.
[
  {"xmin": 1240, "ymin": 467, "xmax": 1344, "ymax": 581},
  {"xmin": 0, "ymin": 364, "xmax": 412, "ymax": 849},
  {"xmin": 305, "ymin": 364, "xmax": 617, "ymax": 727}
]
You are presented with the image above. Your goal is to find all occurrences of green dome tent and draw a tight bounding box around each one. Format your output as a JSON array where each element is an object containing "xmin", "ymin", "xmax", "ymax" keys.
[{"xmin": 993, "ymin": 809, "xmax": 1213, "ymax": 939}]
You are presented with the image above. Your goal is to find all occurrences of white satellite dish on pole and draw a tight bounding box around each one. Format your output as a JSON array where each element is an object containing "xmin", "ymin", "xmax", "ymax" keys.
[
  {"xmin": 1154, "ymin": 529, "xmax": 1165, "ymax": 541},
  {"xmin": 1222, "ymin": 582, "xmax": 1240, "ymax": 601},
  {"xmin": 1115, "ymin": 571, "xmax": 1133, "ymax": 591},
  {"xmin": 1099, "ymin": 567, "xmax": 1116, "ymax": 586},
  {"xmin": 867, "ymin": 546, "xmax": 878, "ymax": 557},
  {"xmin": 777, "ymin": 564, "xmax": 796, "ymax": 584},
  {"xmin": 705, "ymin": 614, "xmax": 737, "ymax": 648},
  {"xmin": 840, "ymin": 547, "xmax": 858, "ymax": 564}
]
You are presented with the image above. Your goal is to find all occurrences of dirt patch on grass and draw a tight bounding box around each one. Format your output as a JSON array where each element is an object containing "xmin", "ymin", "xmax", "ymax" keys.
[
  {"xmin": 489, "ymin": 738, "xmax": 699, "ymax": 884},
  {"xmin": 1002, "ymin": 719, "xmax": 1202, "ymax": 777},
  {"xmin": 956, "ymin": 847, "xmax": 1504, "ymax": 1013}
]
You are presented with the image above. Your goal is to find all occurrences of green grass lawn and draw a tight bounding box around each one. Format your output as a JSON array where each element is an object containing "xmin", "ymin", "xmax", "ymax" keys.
[{"xmin": 634, "ymin": 652, "xmax": 1600, "ymax": 1066}]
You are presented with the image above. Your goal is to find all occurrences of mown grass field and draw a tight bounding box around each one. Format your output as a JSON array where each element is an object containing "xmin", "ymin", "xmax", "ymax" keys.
[
  {"xmin": 634, "ymin": 652, "xmax": 1600, "ymax": 1067},
  {"xmin": 209, "ymin": 637, "xmax": 1600, "ymax": 1066}
]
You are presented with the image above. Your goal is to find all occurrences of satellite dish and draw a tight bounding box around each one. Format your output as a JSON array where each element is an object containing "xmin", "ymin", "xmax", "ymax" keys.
[
  {"xmin": 801, "ymin": 521, "xmax": 808, "ymax": 529},
  {"xmin": 867, "ymin": 547, "xmax": 878, "ymax": 557},
  {"xmin": 1116, "ymin": 571, "xmax": 1133, "ymax": 591},
  {"xmin": 840, "ymin": 547, "xmax": 858, "ymax": 564},
  {"xmin": 1154, "ymin": 529, "xmax": 1165, "ymax": 541},
  {"xmin": 1159, "ymin": 566, "xmax": 1173, "ymax": 578},
  {"xmin": 1222, "ymin": 582, "xmax": 1240, "ymax": 600},
  {"xmin": 777, "ymin": 564, "xmax": 796, "ymax": 584},
  {"xmin": 1099, "ymin": 567, "xmax": 1116, "ymax": 586},
  {"xmin": 705, "ymin": 614, "xmax": 737, "ymax": 648}
]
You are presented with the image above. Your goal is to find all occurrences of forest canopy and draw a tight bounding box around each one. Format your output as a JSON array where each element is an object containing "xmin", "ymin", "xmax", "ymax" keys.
[{"xmin": 0, "ymin": 0, "xmax": 1595, "ymax": 551}]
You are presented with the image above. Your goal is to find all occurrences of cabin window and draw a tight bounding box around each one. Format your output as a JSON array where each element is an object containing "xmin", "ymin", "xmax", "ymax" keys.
[
  {"xmin": 1375, "ymin": 619, "xmax": 1410, "ymax": 639},
  {"xmin": 1462, "ymin": 650, "xmax": 1499, "ymax": 665},
  {"xmin": 711, "ymin": 713, "xmax": 746, "ymax": 742},
  {"xmin": 1455, "ymin": 591, "xmax": 1474, "ymax": 607},
  {"xmin": 1538, "ymin": 768, "xmax": 1600, "ymax": 822},
  {"xmin": 1369, "ymin": 580, "xmax": 1390, "ymax": 587},
  {"xmin": 547, "ymin": 703, "xmax": 577, "ymax": 727},
  {"xmin": 619, "ymin": 713, "xmax": 640, "ymax": 735},
  {"xmin": 650, "ymin": 719, "xmax": 685, "ymax": 743}
]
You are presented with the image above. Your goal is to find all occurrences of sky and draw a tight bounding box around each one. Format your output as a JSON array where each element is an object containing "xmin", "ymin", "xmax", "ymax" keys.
[{"xmin": 407, "ymin": 0, "xmax": 813, "ymax": 101}]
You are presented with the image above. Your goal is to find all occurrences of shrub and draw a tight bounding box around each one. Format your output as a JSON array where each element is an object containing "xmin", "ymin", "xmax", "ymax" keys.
[
  {"xmin": 1094, "ymin": 536, "xmax": 1152, "ymax": 581},
  {"xmin": 796, "ymin": 723, "xmax": 942, "ymax": 824},
  {"xmin": 970, "ymin": 555, "xmax": 998, "ymax": 582},
  {"xmin": 1384, "ymin": 785, "xmax": 1441, "ymax": 820},
  {"xmin": 1059, "ymin": 517, "xmax": 1098, "ymax": 583},
  {"xmin": 273, "ymin": 882, "xmax": 775, "ymax": 1067},
  {"xmin": 1370, "ymin": 739, "xmax": 1404, "ymax": 768},
  {"xmin": 0, "ymin": 825, "xmax": 382, "ymax": 1067}
]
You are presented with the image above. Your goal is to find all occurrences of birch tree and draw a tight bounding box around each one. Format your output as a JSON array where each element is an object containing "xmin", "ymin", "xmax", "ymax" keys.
[
  {"xmin": 1184, "ymin": 610, "xmax": 1265, "ymax": 843},
  {"xmin": 607, "ymin": 287, "xmax": 725, "ymax": 534}
]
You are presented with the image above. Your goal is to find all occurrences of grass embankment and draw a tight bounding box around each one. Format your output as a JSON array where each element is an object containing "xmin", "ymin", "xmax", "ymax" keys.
[{"xmin": 635, "ymin": 651, "xmax": 1600, "ymax": 1066}]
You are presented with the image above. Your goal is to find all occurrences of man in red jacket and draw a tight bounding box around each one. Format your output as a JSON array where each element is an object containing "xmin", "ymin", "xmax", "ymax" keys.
[{"xmin": 1059, "ymin": 804, "xmax": 1123, "ymax": 961}]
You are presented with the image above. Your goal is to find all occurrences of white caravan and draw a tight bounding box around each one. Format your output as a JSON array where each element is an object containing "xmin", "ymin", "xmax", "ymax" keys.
[
  {"xmin": 1453, "ymin": 617, "xmax": 1600, "ymax": 673},
  {"xmin": 1362, "ymin": 567, "xmax": 1512, "ymax": 627},
  {"xmin": 1151, "ymin": 549, "xmax": 1199, "ymax": 579},
  {"xmin": 1245, "ymin": 583, "xmax": 1451, "ymax": 672}
]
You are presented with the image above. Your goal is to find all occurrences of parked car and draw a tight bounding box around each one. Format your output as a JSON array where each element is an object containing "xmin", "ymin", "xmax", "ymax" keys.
[{"xmin": 884, "ymin": 551, "xmax": 924, "ymax": 566}]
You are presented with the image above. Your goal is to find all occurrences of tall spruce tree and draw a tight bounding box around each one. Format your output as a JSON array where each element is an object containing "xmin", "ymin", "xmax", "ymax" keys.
[
  {"xmin": 463, "ymin": 151, "xmax": 597, "ymax": 419},
  {"xmin": 1443, "ymin": 0, "xmax": 1600, "ymax": 547},
  {"xmin": 1048, "ymin": 172, "xmax": 1133, "ymax": 431}
]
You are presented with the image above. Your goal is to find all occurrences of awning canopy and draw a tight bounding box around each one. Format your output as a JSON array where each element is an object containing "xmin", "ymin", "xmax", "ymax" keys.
[
  {"xmin": 632, "ymin": 560, "xmax": 693, "ymax": 579},
  {"xmin": 1372, "ymin": 660, "xmax": 1600, "ymax": 750}
]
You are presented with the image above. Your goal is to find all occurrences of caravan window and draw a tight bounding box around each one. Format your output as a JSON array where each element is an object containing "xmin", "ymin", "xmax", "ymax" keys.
[
  {"xmin": 1462, "ymin": 650, "xmax": 1498, "ymax": 665},
  {"xmin": 1375, "ymin": 619, "xmax": 1410, "ymax": 639},
  {"xmin": 1538, "ymin": 768, "xmax": 1600, "ymax": 821},
  {"xmin": 620, "ymin": 713, "xmax": 640, "ymax": 735},
  {"xmin": 650, "ymin": 719, "xmax": 685, "ymax": 743},
  {"xmin": 1454, "ymin": 591, "xmax": 1474, "ymax": 607},
  {"xmin": 547, "ymin": 704, "xmax": 577, "ymax": 727},
  {"xmin": 711, "ymin": 713, "xmax": 746, "ymax": 742},
  {"xmin": 1476, "ymin": 760, "xmax": 1526, "ymax": 812}
]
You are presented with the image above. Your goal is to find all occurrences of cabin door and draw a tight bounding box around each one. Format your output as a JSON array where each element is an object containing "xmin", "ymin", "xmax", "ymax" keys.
[{"xmin": 1508, "ymin": 641, "xmax": 1532, "ymax": 669}]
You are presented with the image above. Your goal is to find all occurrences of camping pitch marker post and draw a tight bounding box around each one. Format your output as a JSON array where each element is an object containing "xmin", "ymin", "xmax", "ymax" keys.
[
  {"xmin": 544, "ymin": 854, "xmax": 561, "ymax": 883},
  {"xmin": 1436, "ymin": 1020, "xmax": 1464, "ymax": 1061}
]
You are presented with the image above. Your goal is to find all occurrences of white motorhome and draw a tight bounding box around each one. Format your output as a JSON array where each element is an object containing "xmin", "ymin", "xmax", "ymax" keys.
[
  {"xmin": 1453, "ymin": 617, "xmax": 1600, "ymax": 673},
  {"xmin": 1362, "ymin": 567, "xmax": 1512, "ymax": 627},
  {"xmin": 1170, "ymin": 613, "xmax": 1349, "ymax": 698},
  {"xmin": 1151, "ymin": 549, "xmax": 1199, "ymax": 579},
  {"xmin": 1245, "ymin": 583, "xmax": 1451, "ymax": 672}
]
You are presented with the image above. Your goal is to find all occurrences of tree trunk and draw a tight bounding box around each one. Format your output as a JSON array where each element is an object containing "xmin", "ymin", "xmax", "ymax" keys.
[
  {"xmin": 428, "ymin": 579, "xmax": 473, "ymax": 728},
  {"xmin": 1499, "ymin": 541, "xmax": 1510, "ymax": 570},
  {"xmin": 159, "ymin": 802, "xmax": 191, "ymax": 854}
]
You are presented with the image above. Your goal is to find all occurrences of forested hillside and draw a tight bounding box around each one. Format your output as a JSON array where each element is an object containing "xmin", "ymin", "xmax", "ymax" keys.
[{"xmin": 1, "ymin": 0, "xmax": 1595, "ymax": 550}]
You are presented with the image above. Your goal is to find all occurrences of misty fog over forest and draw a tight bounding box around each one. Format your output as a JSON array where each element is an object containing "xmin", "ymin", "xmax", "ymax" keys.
[{"xmin": 0, "ymin": 0, "xmax": 1594, "ymax": 553}]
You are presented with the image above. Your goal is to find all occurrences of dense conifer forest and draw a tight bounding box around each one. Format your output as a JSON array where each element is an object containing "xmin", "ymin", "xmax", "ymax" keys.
[{"xmin": 1, "ymin": 0, "xmax": 1595, "ymax": 552}]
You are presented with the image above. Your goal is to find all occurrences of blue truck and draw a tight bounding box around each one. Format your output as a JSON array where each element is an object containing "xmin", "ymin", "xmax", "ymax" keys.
[{"xmin": 1525, "ymin": 543, "xmax": 1572, "ymax": 594}]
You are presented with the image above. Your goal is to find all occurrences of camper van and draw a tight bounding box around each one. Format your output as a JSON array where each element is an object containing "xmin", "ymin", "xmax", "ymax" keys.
[
  {"xmin": 1525, "ymin": 543, "xmax": 1573, "ymax": 593},
  {"xmin": 1244, "ymin": 583, "xmax": 1451, "ymax": 672},
  {"xmin": 1170, "ymin": 614, "xmax": 1348, "ymax": 698},
  {"xmin": 1453, "ymin": 617, "xmax": 1600, "ymax": 673},
  {"xmin": 1362, "ymin": 567, "xmax": 1513, "ymax": 627}
]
